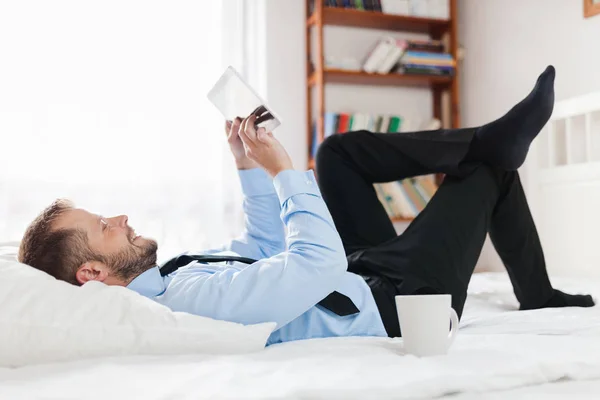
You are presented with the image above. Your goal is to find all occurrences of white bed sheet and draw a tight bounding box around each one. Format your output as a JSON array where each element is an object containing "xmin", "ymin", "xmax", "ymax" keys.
[
  {"xmin": 1, "ymin": 272, "xmax": 599, "ymax": 400},
  {"xmin": 451, "ymin": 379, "xmax": 600, "ymax": 400}
]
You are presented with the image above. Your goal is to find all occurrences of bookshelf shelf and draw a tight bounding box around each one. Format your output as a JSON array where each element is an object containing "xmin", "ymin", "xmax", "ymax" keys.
[
  {"xmin": 309, "ymin": 7, "xmax": 451, "ymax": 35},
  {"xmin": 309, "ymin": 69, "xmax": 453, "ymax": 88}
]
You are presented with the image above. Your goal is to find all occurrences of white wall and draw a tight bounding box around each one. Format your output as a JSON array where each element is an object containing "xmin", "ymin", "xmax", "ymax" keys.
[
  {"xmin": 261, "ymin": 0, "xmax": 308, "ymax": 170},
  {"xmin": 459, "ymin": 0, "xmax": 600, "ymax": 271},
  {"xmin": 459, "ymin": 0, "xmax": 600, "ymax": 131}
]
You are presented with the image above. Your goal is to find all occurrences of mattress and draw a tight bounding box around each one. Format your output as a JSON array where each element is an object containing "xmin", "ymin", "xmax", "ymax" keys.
[{"xmin": 0, "ymin": 272, "xmax": 599, "ymax": 400}]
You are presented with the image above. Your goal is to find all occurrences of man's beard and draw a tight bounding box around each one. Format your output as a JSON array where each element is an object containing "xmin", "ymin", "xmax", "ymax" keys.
[{"xmin": 101, "ymin": 239, "xmax": 158, "ymax": 283}]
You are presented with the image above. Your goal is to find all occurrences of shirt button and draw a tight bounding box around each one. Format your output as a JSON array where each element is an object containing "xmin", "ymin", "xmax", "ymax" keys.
[{"xmin": 306, "ymin": 180, "xmax": 312, "ymax": 185}]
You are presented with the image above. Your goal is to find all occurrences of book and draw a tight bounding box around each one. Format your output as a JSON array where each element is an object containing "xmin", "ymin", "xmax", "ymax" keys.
[
  {"xmin": 338, "ymin": 113, "xmax": 350, "ymax": 133},
  {"xmin": 401, "ymin": 180, "xmax": 425, "ymax": 212},
  {"xmin": 374, "ymin": 115, "xmax": 384, "ymax": 132},
  {"xmin": 324, "ymin": 112, "xmax": 337, "ymax": 138},
  {"xmin": 310, "ymin": 112, "xmax": 408, "ymax": 158},
  {"xmin": 402, "ymin": 51, "xmax": 455, "ymax": 63},
  {"xmin": 366, "ymin": 115, "xmax": 376, "ymax": 131},
  {"xmin": 324, "ymin": 0, "xmax": 426, "ymax": 16},
  {"xmin": 378, "ymin": 183, "xmax": 404, "ymax": 217},
  {"xmin": 362, "ymin": 37, "xmax": 396, "ymax": 73},
  {"xmin": 400, "ymin": 67, "xmax": 454, "ymax": 76},
  {"xmin": 409, "ymin": 179, "xmax": 429, "ymax": 209},
  {"xmin": 388, "ymin": 116, "xmax": 402, "ymax": 132},
  {"xmin": 374, "ymin": 175, "xmax": 440, "ymax": 221},
  {"xmin": 394, "ymin": 182, "xmax": 419, "ymax": 217},
  {"xmin": 417, "ymin": 175, "xmax": 438, "ymax": 197},
  {"xmin": 380, "ymin": 182, "xmax": 415, "ymax": 218},
  {"xmin": 379, "ymin": 115, "xmax": 390, "ymax": 133},
  {"xmin": 380, "ymin": 0, "xmax": 410, "ymax": 15},
  {"xmin": 407, "ymin": 39, "xmax": 445, "ymax": 53},
  {"xmin": 376, "ymin": 39, "xmax": 408, "ymax": 74},
  {"xmin": 402, "ymin": 64, "xmax": 454, "ymax": 71},
  {"xmin": 411, "ymin": 178, "xmax": 432, "ymax": 203}
]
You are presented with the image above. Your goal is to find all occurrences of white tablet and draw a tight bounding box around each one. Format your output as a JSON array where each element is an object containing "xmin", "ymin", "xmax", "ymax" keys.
[{"xmin": 207, "ymin": 66, "xmax": 282, "ymax": 132}]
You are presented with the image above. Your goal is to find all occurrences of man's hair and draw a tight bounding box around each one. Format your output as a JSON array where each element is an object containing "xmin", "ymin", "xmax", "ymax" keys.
[{"xmin": 19, "ymin": 199, "xmax": 94, "ymax": 285}]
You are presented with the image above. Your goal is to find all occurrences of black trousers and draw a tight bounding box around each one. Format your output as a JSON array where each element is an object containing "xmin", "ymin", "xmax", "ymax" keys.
[{"xmin": 315, "ymin": 129, "xmax": 555, "ymax": 337}]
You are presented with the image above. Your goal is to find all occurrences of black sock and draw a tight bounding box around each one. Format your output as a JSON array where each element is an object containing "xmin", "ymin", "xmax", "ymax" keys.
[
  {"xmin": 467, "ymin": 65, "xmax": 556, "ymax": 170},
  {"xmin": 521, "ymin": 289, "xmax": 595, "ymax": 310}
]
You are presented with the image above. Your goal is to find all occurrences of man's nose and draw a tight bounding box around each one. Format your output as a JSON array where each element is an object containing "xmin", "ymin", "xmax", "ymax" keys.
[{"xmin": 108, "ymin": 215, "xmax": 128, "ymax": 227}]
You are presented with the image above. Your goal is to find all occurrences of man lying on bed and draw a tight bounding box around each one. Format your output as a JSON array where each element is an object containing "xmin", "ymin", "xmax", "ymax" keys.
[{"xmin": 19, "ymin": 65, "xmax": 594, "ymax": 343}]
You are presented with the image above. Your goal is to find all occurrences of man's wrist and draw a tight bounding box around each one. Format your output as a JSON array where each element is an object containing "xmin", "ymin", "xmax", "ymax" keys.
[{"xmin": 236, "ymin": 159, "xmax": 259, "ymax": 170}]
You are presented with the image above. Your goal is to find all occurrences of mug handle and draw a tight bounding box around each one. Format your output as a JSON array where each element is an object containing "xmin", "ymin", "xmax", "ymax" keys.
[{"xmin": 447, "ymin": 308, "xmax": 459, "ymax": 347}]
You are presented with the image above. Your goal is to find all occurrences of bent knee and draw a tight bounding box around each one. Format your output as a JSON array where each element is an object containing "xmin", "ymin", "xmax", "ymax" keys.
[
  {"xmin": 316, "ymin": 130, "xmax": 371, "ymax": 165},
  {"xmin": 315, "ymin": 134, "xmax": 343, "ymax": 169}
]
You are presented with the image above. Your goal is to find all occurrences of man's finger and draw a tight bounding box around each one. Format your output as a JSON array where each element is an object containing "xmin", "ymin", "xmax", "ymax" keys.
[
  {"xmin": 256, "ymin": 127, "xmax": 272, "ymax": 144},
  {"xmin": 225, "ymin": 120, "xmax": 232, "ymax": 131},
  {"xmin": 241, "ymin": 115, "xmax": 258, "ymax": 144},
  {"xmin": 238, "ymin": 118, "xmax": 254, "ymax": 147},
  {"xmin": 229, "ymin": 117, "xmax": 242, "ymax": 138}
]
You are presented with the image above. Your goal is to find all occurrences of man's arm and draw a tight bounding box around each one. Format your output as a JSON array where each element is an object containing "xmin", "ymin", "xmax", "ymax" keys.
[
  {"xmin": 210, "ymin": 168, "xmax": 286, "ymax": 259},
  {"xmin": 207, "ymin": 119, "xmax": 286, "ymax": 259},
  {"xmin": 164, "ymin": 169, "xmax": 347, "ymax": 328}
]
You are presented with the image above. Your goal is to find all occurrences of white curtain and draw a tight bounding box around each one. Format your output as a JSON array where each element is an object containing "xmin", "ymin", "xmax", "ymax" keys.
[{"xmin": 0, "ymin": 0, "xmax": 250, "ymax": 262}]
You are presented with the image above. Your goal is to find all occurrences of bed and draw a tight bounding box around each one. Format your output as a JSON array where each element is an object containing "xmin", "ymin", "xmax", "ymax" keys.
[
  {"xmin": 3, "ymin": 90, "xmax": 600, "ymax": 398},
  {"xmin": 0, "ymin": 271, "xmax": 598, "ymax": 400}
]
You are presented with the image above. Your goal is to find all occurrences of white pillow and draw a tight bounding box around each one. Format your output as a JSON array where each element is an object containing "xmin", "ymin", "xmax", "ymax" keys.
[{"xmin": 0, "ymin": 246, "xmax": 275, "ymax": 367}]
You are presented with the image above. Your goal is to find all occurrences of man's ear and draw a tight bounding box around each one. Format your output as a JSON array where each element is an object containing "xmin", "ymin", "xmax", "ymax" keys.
[{"xmin": 75, "ymin": 261, "xmax": 110, "ymax": 285}]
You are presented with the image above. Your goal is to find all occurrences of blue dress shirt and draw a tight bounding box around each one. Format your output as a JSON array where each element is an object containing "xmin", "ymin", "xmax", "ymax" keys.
[{"xmin": 127, "ymin": 168, "xmax": 387, "ymax": 345}]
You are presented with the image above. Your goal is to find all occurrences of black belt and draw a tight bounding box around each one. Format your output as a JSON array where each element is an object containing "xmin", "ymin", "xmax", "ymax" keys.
[{"xmin": 159, "ymin": 254, "xmax": 360, "ymax": 317}]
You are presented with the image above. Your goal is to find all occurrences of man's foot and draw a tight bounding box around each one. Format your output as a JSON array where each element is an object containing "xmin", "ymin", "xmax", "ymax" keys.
[
  {"xmin": 521, "ymin": 289, "xmax": 595, "ymax": 310},
  {"xmin": 468, "ymin": 65, "xmax": 556, "ymax": 170}
]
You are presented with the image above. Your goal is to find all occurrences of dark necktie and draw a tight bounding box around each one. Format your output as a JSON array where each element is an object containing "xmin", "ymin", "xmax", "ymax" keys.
[{"xmin": 159, "ymin": 254, "xmax": 360, "ymax": 317}]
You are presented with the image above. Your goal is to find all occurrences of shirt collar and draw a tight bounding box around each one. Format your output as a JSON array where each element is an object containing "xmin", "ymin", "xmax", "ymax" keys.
[{"xmin": 126, "ymin": 266, "xmax": 166, "ymax": 298}]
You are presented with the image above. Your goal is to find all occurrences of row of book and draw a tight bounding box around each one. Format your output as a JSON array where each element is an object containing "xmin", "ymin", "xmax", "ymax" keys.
[
  {"xmin": 399, "ymin": 50, "xmax": 455, "ymax": 76},
  {"xmin": 311, "ymin": 112, "xmax": 406, "ymax": 158},
  {"xmin": 324, "ymin": 0, "xmax": 383, "ymax": 11},
  {"xmin": 375, "ymin": 176, "xmax": 438, "ymax": 219},
  {"xmin": 320, "ymin": 0, "xmax": 450, "ymax": 19},
  {"xmin": 363, "ymin": 38, "xmax": 455, "ymax": 76}
]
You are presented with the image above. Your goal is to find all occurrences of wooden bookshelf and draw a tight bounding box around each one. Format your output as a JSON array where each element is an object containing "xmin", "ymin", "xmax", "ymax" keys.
[{"xmin": 306, "ymin": 0, "xmax": 460, "ymax": 223}]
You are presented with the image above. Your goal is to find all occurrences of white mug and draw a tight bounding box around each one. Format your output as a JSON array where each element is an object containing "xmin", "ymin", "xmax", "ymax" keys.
[{"xmin": 395, "ymin": 294, "xmax": 459, "ymax": 357}]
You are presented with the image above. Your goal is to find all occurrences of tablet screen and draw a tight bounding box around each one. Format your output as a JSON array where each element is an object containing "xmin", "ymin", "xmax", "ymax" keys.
[{"xmin": 207, "ymin": 66, "xmax": 281, "ymax": 132}]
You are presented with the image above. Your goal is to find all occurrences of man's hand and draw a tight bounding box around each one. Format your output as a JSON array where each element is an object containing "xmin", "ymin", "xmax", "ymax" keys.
[
  {"xmin": 238, "ymin": 115, "xmax": 293, "ymax": 178},
  {"xmin": 226, "ymin": 118, "xmax": 260, "ymax": 170}
]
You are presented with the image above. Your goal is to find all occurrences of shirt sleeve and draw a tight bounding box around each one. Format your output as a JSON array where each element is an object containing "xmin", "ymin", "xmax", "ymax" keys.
[
  {"xmin": 208, "ymin": 168, "xmax": 286, "ymax": 260},
  {"xmin": 163, "ymin": 170, "xmax": 348, "ymax": 329}
]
